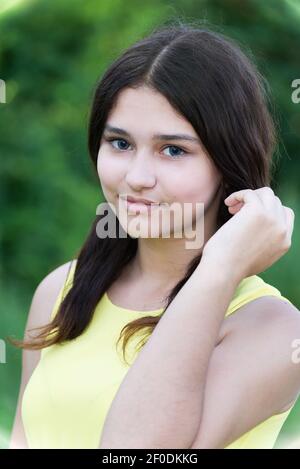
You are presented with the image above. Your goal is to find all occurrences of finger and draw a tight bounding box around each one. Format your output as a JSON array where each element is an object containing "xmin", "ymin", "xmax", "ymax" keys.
[
  {"xmin": 224, "ymin": 189, "xmax": 262, "ymax": 208},
  {"xmin": 256, "ymin": 189, "xmax": 286, "ymax": 224},
  {"xmin": 253, "ymin": 187, "xmax": 277, "ymax": 212},
  {"xmin": 227, "ymin": 201, "xmax": 244, "ymax": 214},
  {"xmin": 261, "ymin": 190, "xmax": 289, "ymax": 229},
  {"xmin": 273, "ymin": 195, "xmax": 287, "ymax": 226},
  {"xmin": 283, "ymin": 206, "xmax": 295, "ymax": 243}
]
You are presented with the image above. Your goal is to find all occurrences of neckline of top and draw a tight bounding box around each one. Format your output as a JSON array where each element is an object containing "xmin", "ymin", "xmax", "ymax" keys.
[{"xmin": 104, "ymin": 291, "xmax": 164, "ymax": 315}]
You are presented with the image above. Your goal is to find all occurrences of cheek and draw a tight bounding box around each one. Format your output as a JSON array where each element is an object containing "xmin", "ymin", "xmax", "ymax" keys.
[
  {"xmin": 165, "ymin": 160, "xmax": 220, "ymax": 204},
  {"xmin": 97, "ymin": 151, "xmax": 123, "ymax": 193}
]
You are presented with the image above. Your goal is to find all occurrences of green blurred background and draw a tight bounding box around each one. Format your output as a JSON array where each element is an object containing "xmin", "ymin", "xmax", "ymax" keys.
[{"xmin": 0, "ymin": 0, "xmax": 299, "ymax": 449}]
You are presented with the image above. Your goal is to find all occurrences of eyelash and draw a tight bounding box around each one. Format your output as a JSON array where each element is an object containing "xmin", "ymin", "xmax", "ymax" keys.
[{"xmin": 103, "ymin": 137, "xmax": 188, "ymax": 159}]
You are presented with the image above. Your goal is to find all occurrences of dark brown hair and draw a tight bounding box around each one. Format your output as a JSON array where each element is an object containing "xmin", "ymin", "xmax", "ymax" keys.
[{"xmin": 9, "ymin": 20, "xmax": 277, "ymax": 365}]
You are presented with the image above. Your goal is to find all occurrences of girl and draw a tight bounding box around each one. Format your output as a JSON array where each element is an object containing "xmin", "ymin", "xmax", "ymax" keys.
[{"xmin": 10, "ymin": 22, "xmax": 300, "ymax": 449}]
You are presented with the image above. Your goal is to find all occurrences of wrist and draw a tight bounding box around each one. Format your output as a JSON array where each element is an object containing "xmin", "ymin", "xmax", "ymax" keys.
[{"xmin": 200, "ymin": 251, "xmax": 244, "ymax": 289}]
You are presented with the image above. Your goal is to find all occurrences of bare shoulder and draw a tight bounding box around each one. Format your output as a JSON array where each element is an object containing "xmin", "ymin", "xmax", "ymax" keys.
[
  {"xmin": 25, "ymin": 257, "xmax": 75, "ymax": 374},
  {"xmin": 26, "ymin": 259, "xmax": 75, "ymax": 336},
  {"xmin": 190, "ymin": 295, "xmax": 300, "ymax": 449},
  {"xmin": 9, "ymin": 259, "xmax": 75, "ymax": 449},
  {"xmin": 226, "ymin": 295, "xmax": 300, "ymax": 412},
  {"xmin": 189, "ymin": 295, "xmax": 300, "ymax": 449},
  {"xmin": 224, "ymin": 294, "xmax": 300, "ymax": 334}
]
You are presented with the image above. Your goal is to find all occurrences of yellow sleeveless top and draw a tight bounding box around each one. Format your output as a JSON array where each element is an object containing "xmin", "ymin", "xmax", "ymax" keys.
[{"xmin": 21, "ymin": 260, "xmax": 295, "ymax": 449}]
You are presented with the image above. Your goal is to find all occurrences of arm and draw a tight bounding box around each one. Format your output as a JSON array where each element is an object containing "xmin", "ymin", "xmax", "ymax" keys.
[
  {"xmin": 99, "ymin": 256, "xmax": 240, "ymax": 449},
  {"xmin": 9, "ymin": 352, "xmax": 38, "ymax": 449},
  {"xmin": 9, "ymin": 260, "xmax": 73, "ymax": 449},
  {"xmin": 190, "ymin": 296, "xmax": 300, "ymax": 449},
  {"xmin": 98, "ymin": 187, "xmax": 295, "ymax": 449}
]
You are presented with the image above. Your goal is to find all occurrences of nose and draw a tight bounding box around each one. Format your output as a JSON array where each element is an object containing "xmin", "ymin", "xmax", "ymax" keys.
[{"xmin": 125, "ymin": 152, "xmax": 156, "ymax": 190}]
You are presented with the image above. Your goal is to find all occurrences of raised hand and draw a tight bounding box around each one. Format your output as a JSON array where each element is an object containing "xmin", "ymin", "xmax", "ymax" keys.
[{"xmin": 202, "ymin": 187, "xmax": 295, "ymax": 281}]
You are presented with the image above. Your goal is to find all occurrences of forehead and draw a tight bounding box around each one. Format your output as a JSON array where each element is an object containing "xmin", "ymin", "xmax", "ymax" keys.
[{"xmin": 107, "ymin": 86, "xmax": 198, "ymax": 137}]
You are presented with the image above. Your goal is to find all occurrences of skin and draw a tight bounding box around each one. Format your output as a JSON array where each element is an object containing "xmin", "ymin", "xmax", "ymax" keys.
[
  {"xmin": 97, "ymin": 185, "xmax": 300, "ymax": 449},
  {"xmin": 97, "ymin": 85, "xmax": 224, "ymax": 302},
  {"xmin": 95, "ymin": 86, "xmax": 300, "ymax": 449},
  {"xmin": 10, "ymin": 86, "xmax": 300, "ymax": 450}
]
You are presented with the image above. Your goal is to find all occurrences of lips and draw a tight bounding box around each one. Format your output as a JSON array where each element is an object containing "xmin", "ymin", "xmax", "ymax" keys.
[
  {"xmin": 126, "ymin": 196, "xmax": 159, "ymax": 205},
  {"xmin": 120, "ymin": 195, "xmax": 160, "ymax": 205},
  {"xmin": 119, "ymin": 195, "xmax": 161, "ymax": 213}
]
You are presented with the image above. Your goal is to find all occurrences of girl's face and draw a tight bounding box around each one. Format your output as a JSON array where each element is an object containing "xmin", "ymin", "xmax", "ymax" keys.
[{"xmin": 97, "ymin": 85, "xmax": 222, "ymax": 239}]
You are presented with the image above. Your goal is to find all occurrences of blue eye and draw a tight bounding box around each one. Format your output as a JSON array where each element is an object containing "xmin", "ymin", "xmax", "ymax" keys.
[
  {"xmin": 108, "ymin": 138, "xmax": 132, "ymax": 151},
  {"xmin": 163, "ymin": 145, "xmax": 186, "ymax": 159},
  {"xmin": 105, "ymin": 137, "xmax": 187, "ymax": 159}
]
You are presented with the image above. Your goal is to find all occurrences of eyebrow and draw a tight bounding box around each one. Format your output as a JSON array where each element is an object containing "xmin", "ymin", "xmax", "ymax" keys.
[{"xmin": 103, "ymin": 124, "xmax": 201, "ymax": 144}]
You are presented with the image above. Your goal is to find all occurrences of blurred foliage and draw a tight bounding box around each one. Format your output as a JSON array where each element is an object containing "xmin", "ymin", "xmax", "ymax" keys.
[{"xmin": 0, "ymin": 0, "xmax": 299, "ymax": 449}]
